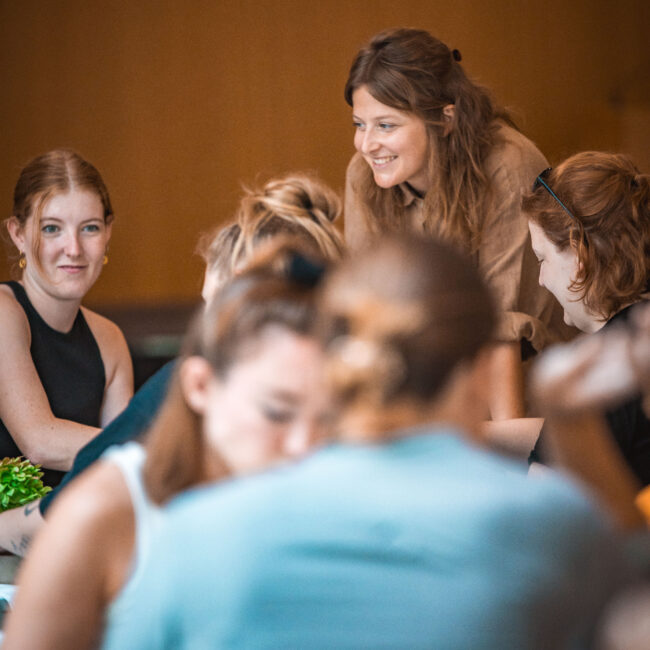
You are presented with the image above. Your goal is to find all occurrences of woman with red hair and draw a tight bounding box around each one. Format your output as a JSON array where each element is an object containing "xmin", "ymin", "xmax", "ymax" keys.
[{"xmin": 524, "ymin": 151, "xmax": 650, "ymax": 485}]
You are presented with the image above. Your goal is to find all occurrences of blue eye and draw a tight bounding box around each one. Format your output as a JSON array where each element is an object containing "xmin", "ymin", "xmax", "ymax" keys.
[
  {"xmin": 353, "ymin": 121, "xmax": 365, "ymax": 131},
  {"xmin": 41, "ymin": 224, "xmax": 59, "ymax": 234},
  {"xmin": 378, "ymin": 123, "xmax": 395, "ymax": 131},
  {"xmin": 83, "ymin": 224, "xmax": 101, "ymax": 233}
]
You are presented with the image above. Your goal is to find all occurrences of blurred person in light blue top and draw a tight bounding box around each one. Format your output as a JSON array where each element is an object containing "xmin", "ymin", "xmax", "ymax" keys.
[{"xmin": 113, "ymin": 234, "xmax": 633, "ymax": 650}]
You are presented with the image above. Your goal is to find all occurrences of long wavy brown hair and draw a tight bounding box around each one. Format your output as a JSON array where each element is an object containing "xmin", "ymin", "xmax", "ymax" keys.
[
  {"xmin": 345, "ymin": 28, "xmax": 515, "ymax": 252},
  {"xmin": 523, "ymin": 151, "xmax": 650, "ymax": 319}
]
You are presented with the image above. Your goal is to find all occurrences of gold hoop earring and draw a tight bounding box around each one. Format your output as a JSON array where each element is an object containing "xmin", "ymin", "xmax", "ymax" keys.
[
  {"xmin": 103, "ymin": 254, "xmax": 109, "ymax": 266},
  {"xmin": 18, "ymin": 253, "xmax": 26, "ymax": 270}
]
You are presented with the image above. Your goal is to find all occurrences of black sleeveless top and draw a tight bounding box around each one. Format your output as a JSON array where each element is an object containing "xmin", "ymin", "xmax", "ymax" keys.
[
  {"xmin": 0, "ymin": 281, "xmax": 106, "ymax": 487},
  {"xmin": 529, "ymin": 301, "xmax": 650, "ymax": 487}
]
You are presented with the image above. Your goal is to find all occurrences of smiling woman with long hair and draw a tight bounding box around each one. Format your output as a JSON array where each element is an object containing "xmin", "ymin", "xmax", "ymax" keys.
[{"xmin": 344, "ymin": 28, "xmax": 573, "ymax": 418}]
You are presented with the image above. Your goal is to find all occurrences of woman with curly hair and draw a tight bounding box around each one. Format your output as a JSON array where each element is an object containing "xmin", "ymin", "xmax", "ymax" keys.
[{"xmin": 525, "ymin": 151, "xmax": 650, "ymax": 485}]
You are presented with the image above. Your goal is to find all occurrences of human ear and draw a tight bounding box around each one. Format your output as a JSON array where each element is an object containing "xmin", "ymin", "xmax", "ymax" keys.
[
  {"xmin": 442, "ymin": 104, "xmax": 455, "ymax": 136},
  {"xmin": 201, "ymin": 268, "xmax": 221, "ymax": 304},
  {"xmin": 568, "ymin": 242, "xmax": 583, "ymax": 275},
  {"xmin": 6, "ymin": 217, "xmax": 26, "ymax": 252},
  {"xmin": 179, "ymin": 356, "xmax": 217, "ymax": 415},
  {"xmin": 104, "ymin": 219, "xmax": 113, "ymax": 243}
]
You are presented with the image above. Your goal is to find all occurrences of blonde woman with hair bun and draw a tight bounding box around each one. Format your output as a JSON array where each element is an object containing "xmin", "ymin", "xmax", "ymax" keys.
[{"xmin": 198, "ymin": 173, "xmax": 344, "ymax": 301}]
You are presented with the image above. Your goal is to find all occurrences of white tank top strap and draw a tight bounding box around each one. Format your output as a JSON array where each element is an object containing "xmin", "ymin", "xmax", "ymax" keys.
[
  {"xmin": 102, "ymin": 441, "xmax": 161, "ymax": 617},
  {"xmin": 102, "ymin": 441, "xmax": 148, "ymax": 519}
]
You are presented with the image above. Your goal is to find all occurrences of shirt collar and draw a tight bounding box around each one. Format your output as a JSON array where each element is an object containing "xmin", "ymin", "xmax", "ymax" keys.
[{"xmin": 399, "ymin": 182, "xmax": 423, "ymax": 207}]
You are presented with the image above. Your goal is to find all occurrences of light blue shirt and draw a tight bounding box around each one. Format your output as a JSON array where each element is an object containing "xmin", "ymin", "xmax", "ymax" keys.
[{"xmin": 105, "ymin": 428, "xmax": 623, "ymax": 649}]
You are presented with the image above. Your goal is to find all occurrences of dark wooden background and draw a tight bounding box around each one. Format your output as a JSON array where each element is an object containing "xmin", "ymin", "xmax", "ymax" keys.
[{"xmin": 1, "ymin": 0, "xmax": 648, "ymax": 310}]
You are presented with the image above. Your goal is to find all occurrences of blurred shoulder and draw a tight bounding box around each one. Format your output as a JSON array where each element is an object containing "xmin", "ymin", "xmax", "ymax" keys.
[
  {"xmin": 456, "ymin": 437, "xmax": 607, "ymax": 526},
  {"xmin": 161, "ymin": 468, "xmax": 299, "ymax": 544},
  {"xmin": 50, "ymin": 458, "xmax": 132, "ymax": 527}
]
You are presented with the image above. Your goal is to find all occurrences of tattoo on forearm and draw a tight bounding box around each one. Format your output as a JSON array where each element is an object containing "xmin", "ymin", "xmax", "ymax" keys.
[
  {"xmin": 24, "ymin": 502, "xmax": 39, "ymax": 517},
  {"xmin": 10, "ymin": 534, "xmax": 30, "ymax": 555}
]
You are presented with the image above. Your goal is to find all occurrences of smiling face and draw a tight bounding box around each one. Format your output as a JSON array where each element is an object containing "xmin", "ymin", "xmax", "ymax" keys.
[
  {"xmin": 529, "ymin": 221, "xmax": 600, "ymax": 333},
  {"xmin": 8, "ymin": 189, "xmax": 111, "ymax": 303},
  {"xmin": 192, "ymin": 324, "xmax": 329, "ymax": 476},
  {"xmin": 352, "ymin": 86, "xmax": 430, "ymax": 194}
]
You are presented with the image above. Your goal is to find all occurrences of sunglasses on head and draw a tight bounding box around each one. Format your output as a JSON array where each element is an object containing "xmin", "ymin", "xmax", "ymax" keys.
[{"xmin": 533, "ymin": 167, "xmax": 575, "ymax": 220}]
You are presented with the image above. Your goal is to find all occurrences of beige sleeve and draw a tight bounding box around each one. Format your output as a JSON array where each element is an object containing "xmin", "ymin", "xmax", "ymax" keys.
[
  {"xmin": 478, "ymin": 129, "xmax": 576, "ymax": 350},
  {"xmin": 344, "ymin": 153, "xmax": 375, "ymax": 250}
]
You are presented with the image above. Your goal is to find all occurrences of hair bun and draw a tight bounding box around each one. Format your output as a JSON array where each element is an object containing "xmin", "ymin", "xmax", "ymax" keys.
[
  {"xmin": 287, "ymin": 252, "xmax": 326, "ymax": 288},
  {"xmin": 452, "ymin": 48, "xmax": 462, "ymax": 62}
]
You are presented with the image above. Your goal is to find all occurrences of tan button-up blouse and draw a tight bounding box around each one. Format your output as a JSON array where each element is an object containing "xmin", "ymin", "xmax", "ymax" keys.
[{"xmin": 344, "ymin": 123, "xmax": 575, "ymax": 351}]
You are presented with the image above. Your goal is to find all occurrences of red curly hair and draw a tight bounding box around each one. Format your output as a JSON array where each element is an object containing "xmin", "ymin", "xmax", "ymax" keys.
[{"xmin": 522, "ymin": 151, "xmax": 650, "ymax": 320}]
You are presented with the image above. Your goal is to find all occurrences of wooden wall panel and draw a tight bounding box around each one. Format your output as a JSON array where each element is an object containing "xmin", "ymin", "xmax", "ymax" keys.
[{"xmin": 1, "ymin": 0, "xmax": 648, "ymax": 308}]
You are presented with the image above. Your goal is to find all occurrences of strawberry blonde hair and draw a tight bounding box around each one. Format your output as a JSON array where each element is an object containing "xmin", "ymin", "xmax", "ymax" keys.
[{"xmin": 7, "ymin": 149, "xmax": 112, "ymax": 274}]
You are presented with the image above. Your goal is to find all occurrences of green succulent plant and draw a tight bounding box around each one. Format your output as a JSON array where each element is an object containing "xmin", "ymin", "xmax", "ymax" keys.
[{"xmin": 0, "ymin": 457, "xmax": 51, "ymax": 512}]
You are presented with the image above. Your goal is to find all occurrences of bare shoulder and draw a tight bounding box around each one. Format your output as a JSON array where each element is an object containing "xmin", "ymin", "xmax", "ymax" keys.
[
  {"xmin": 47, "ymin": 459, "xmax": 133, "ymax": 534},
  {"xmin": 81, "ymin": 307, "xmax": 131, "ymax": 381},
  {"xmin": 4, "ymin": 459, "xmax": 135, "ymax": 648},
  {"xmin": 0, "ymin": 285, "xmax": 30, "ymax": 344},
  {"xmin": 81, "ymin": 307, "xmax": 128, "ymax": 351},
  {"xmin": 0, "ymin": 283, "xmax": 24, "ymax": 317},
  {"xmin": 12, "ymin": 461, "xmax": 132, "ymax": 586}
]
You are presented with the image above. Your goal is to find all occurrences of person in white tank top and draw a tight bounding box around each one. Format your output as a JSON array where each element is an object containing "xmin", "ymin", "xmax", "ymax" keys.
[{"xmin": 2, "ymin": 175, "xmax": 343, "ymax": 650}]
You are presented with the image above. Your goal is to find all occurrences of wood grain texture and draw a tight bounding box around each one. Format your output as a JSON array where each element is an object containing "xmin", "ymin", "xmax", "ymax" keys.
[{"xmin": 1, "ymin": 0, "xmax": 648, "ymax": 307}]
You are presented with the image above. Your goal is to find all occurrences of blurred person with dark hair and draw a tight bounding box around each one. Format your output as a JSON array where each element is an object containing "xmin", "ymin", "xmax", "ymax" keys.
[{"xmin": 114, "ymin": 234, "xmax": 629, "ymax": 649}]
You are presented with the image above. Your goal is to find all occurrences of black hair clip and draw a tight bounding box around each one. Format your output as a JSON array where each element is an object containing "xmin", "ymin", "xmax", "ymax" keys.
[
  {"xmin": 452, "ymin": 49, "xmax": 462, "ymax": 62},
  {"xmin": 287, "ymin": 252, "xmax": 326, "ymax": 288}
]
